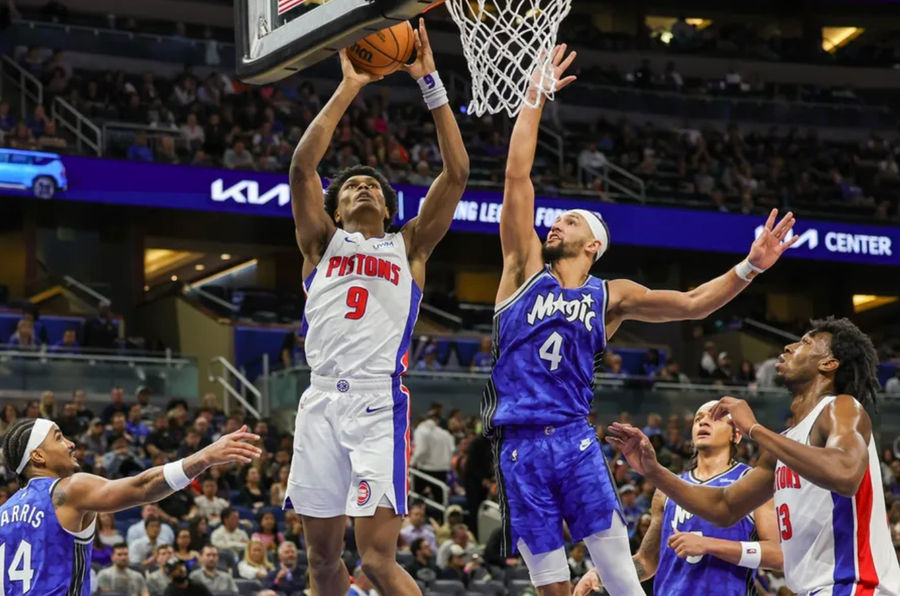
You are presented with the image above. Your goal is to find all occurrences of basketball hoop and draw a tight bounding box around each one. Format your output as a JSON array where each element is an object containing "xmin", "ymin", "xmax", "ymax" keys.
[{"xmin": 445, "ymin": 0, "xmax": 572, "ymax": 117}]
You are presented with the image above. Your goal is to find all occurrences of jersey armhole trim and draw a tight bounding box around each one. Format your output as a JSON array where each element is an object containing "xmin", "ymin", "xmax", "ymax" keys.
[
  {"xmin": 600, "ymin": 279, "xmax": 610, "ymax": 341},
  {"xmin": 494, "ymin": 267, "xmax": 546, "ymax": 316},
  {"xmin": 50, "ymin": 478, "xmax": 97, "ymax": 542}
]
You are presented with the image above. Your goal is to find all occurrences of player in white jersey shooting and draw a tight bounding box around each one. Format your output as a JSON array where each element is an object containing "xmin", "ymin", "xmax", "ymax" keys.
[
  {"xmin": 286, "ymin": 19, "xmax": 468, "ymax": 596},
  {"xmin": 607, "ymin": 317, "xmax": 900, "ymax": 596},
  {"xmin": 574, "ymin": 402, "xmax": 782, "ymax": 596}
]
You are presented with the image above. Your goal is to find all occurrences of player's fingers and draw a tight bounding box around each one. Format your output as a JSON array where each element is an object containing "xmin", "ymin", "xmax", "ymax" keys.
[
  {"xmin": 419, "ymin": 18, "xmax": 430, "ymax": 45},
  {"xmin": 559, "ymin": 50, "xmax": 577, "ymax": 73},
  {"xmin": 772, "ymin": 212, "xmax": 794, "ymax": 237},
  {"xmin": 764, "ymin": 208, "xmax": 777, "ymax": 231},
  {"xmin": 782, "ymin": 234, "xmax": 801, "ymax": 251},
  {"xmin": 556, "ymin": 75, "xmax": 577, "ymax": 91}
]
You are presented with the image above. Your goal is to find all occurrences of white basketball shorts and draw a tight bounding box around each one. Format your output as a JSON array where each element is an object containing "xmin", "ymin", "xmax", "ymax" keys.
[{"xmin": 284, "ymin": 374, "xmax": 411, "ymax": 518}]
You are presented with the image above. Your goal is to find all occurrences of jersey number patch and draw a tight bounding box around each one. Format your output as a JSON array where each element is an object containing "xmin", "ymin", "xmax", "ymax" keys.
[
  {"xmin": 777, "ymin": 503, "xmax": 792, "ymax": 541},
  {"xmin": 0, "ymin": 540, "xmax": 34, "ymax": 593},
  {"xmin": 345, "ymin": 286, "xmax": 369, "ymax": 320},
  {"xmin": 539, "ymin": 332, "xmax": 564, "ymax": 371}
]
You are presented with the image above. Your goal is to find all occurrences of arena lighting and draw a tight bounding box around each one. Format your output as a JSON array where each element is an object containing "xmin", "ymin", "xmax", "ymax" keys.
[
  {"xmin": 822, "ymin": 27, "xmax": 864, "ymax": 53},
  {"xmin": 195, "ymin": 264, "xmax": 206, "ymax": 271},
  {"xmin": 189, "ymin": 259, "xmax": 259, "ymax": 289},
  {"xmin": 220, "ymin": 253, "xmax": 232, "ymax": 261},
  {"xmin": 170, "ymin": 275, "xmax": 178, "ymax": 282},
  {"xmin": 852, "ymin": 294, "xmax": 898, "ymax": 313}
]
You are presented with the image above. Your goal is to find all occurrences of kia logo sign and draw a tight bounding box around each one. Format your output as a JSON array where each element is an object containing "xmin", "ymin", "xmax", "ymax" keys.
[
  {"xmin": 210, "ymin": 178, "xmax": 291, "ymax": 207},
  {"xmin": 754, "ymin": 226, "xmax": 892, "ymax": 257}
]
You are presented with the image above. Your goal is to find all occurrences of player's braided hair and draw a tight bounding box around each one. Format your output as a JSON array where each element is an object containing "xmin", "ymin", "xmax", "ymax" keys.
[
  {"xmin": 324, "ymin": 165, "xmax": 398, "ymax": 230},
  {"xmin": 809, "ymin": 316, "xmax": 881, "ymax": 411},
  {"xmin": 1, "ymin": 419, "xmax": 38, "ymax": 485}
]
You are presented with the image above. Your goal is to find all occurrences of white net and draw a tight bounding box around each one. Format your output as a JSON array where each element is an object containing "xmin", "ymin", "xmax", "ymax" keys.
[{"xmin": 445, "ymin": 0, "xmax": 572, "ymax": 117}]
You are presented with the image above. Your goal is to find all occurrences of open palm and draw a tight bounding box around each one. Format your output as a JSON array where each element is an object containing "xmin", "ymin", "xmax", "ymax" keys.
[
  {"xmin": 529, "ymin": 43, "xmax": 577, "ymax": 99},
  {"xmin": 747, "ymin": 208, "xmax": 799, "ymax": 270}
]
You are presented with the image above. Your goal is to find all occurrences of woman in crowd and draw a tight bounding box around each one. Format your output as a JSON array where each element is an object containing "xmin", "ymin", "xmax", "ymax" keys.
[
  {"xmin": 252, "ymin": 511, "xmax": 284, "ymax": 554},
  {"xmin": 237, "ymin": 539, "xmax": 273, "ymax": 580},
  {"xmin": 174, "ymin": 528, "xmax": 201, "ymax": 570}
]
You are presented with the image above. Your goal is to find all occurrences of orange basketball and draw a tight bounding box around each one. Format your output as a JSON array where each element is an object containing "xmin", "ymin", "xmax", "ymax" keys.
[{"xmin": 347, "ymin": 21, "xmax": 415, "ymax": 76}]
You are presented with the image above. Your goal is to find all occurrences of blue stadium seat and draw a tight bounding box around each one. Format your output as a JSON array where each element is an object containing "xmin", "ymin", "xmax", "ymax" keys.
[
  {"xmin": 431, "ymin": 579, "xmax": 466, "ymax": 596},
  {"xmin": 235, "ymin": 579, "xmax": 261, "ymax": 596},
  {"xmin": 258, "ymin": 505, "xmax": 285, "ymax": 524},
  {"xmin": 469, "ymin": 580, "xmax": 506, "ymax": 595}
]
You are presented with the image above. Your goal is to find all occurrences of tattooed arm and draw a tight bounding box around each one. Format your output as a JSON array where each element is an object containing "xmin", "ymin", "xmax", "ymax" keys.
[{"xmin": 54, "ymin": 427, "xmax": 260, "ymax": 519}]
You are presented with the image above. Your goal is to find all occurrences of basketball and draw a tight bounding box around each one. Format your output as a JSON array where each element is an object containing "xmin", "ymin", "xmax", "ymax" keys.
[{"xmin": 347, "ymin": 21, "xmax": 415, "ymax": 76}]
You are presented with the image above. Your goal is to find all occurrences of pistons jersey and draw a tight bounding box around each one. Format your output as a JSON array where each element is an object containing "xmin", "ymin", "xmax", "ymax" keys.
[
  {"xmin": 0, "ymin": 477, "xmax": 94, "ymax": 596},
  {"xmin": 657, "ymin": 463, "xmax": 758, "ymax": 596},
  {"xmin": 483, "ymin": 267, "xmax": 608, "ymax": 433},
  {"xmin": 302, "ymin": 228, "xmax": 421, "ymax": 379},
  {"xmin": 775, "ymin": 395, "xmax": 900, "ymax": 596}
]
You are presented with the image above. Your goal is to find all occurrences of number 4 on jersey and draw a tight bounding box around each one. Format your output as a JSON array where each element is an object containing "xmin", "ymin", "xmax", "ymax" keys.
[
  {"xmin": 539, "ymin": 331, "xmax": 564, "ymax": 371},
  {"xmin": 0, "ymin": 540, "xmax": 34, "ymax": 593}
]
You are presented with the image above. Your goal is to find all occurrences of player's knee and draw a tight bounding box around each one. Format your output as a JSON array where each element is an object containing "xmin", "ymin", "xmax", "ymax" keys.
[
  {"xmin": 306, "ymin": 544, "xmax": 343, "ymax": 574},
  {"xmin": 536, "ymin": 581, "xmax": 571, "ymax": 596},
  {"xmin": 360, "ymin": 552, "xmax": 395, "ymax": 583}
]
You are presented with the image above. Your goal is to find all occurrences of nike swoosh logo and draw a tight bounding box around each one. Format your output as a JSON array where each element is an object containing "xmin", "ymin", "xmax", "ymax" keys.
[
  {"xmin": 365, "ymin": 405, "xmax": 389, "ymax": 414},
  {"xmin": 580, "ymin": 439, "xmax": 592, "ymax": 451},
  {"xmin": 345, "ymin": 237, "xmax": 357, "ymax": 243}
]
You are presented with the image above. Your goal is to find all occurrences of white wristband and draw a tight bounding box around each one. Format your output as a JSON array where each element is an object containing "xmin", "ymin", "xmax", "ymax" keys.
[
  {"xmin": 417, "ymin": 71, "xmax": 448, "ymax": 110},
  {"xmin": 163, "ymin": 460, "xmax": 192, "ymax": 491},
  {"xmin": 738, "ymin": 541, "xmax": 762, "ymax": 568},
  {"xmin": 734, "ymin": 259, "xmax": 764, "ymax": 282}
]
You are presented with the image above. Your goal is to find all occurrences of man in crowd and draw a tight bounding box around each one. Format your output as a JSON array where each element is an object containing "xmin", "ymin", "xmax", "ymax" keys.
[
  {"xmin": 404, "ymin": 537, "xmax": 439, "ymax": 577},
  {"xmin": 97, "ymin": 543, "xmax": 150, "ymax": 596},
  {"xmin": 439, "ymin": 544, "xmax": 482, "ymax": 587},
  {"xmin": 399, "ymin": 500, "xmax": 437, "ymax": 551},
  {"xmin": 436, "ymin": 524, "xmax": 479, "ymax": 567},
  {"xmin": 101, "ymin": 386, "xmax": 129, "ymax": 423},
  {"xmin": 411, "ymin": 408, "xmax": 455, "ymax": 502},
  {"xmin": 130, "ymin": 516, "xmax": 171, "ymax": 567},
  {"xmin": 348, "ymin": 566, "xmax": 378, "ymax": 596},
  {"xmin": 263, "ymin": 540, "xmax": 306, "ymax": 595},
  {"xmin": 194, "ymin": 476, "xmax": 229, "ymax": 525},
  {"xmin": 146, "ymin": 544, "xmax": 175, "ymax": 596},
  {"xmin": 163, "ymin": 558, "xmax": 212, "ymax": 596},
  {"xmin": 210, "ymin": 506, "xmax": 249, "ymax": 557},
  {"xmin": 189, "ymin": 545, "xmax": 238, "ymax": 593},
  {"xmin": 127, "ymin": 504, "xmax": 176, "ymax": 545}
]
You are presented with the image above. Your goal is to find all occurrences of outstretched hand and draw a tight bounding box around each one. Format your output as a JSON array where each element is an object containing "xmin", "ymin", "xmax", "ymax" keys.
[
  {"xmin": 202, "ymin": 425, "xmax": 262, "ymax": 466},
  {"xmin": 709, "ymin": 397, "xmax": 759, "ymax": 437},
  {"xmin": 404, "ymin": 18, "xmax": 435, "ymax": 80},
  {"xmin": 573, "ymin": 569, "xmax": 601, "ymax": 596},
  {"xmin": 605, "ymin": 423, "xmax": 658, "ymax": 476},
  {"xmin": 747, "ymin": 209, "xmax": 798, "ymax": 271},
  {"xmin": 528, "ymin": 43, "xmax": 577, "ymax": 101},
  {"xmin": 338, "ymin": 48, "xmax": 383, "ymax": 88}
]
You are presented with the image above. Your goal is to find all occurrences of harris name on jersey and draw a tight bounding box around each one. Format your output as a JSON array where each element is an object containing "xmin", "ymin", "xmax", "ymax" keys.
[{"xmin": 0, "ymin": 502, "xmax": 46, "ymax": 529}]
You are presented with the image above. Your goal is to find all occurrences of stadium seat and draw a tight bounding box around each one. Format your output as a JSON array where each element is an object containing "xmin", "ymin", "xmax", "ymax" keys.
[
  {"xmin": 296, "ymin": 550, "xmax": 308, "ymax": 566},
  {"xmin": 506, "ymin": 566, "xmax": 531, "ymax": 583},
  {"xmin": 432, "ymin": 579, "xmax": 466, "ymax": 595},
  {"xmin": 416, "ymin": 567, "xmax": 438, "ymax": 586},
  {"xmin": 212, "ymin": 592, "xmax": 238, "ymax": 596},
  {"xmin": 396, "ymin": 551, "xmax": 415, "ymax": 568},
  {"xmin": 235, "ymin": 579, "xmax": 262, "ymax": 596},
  {"xmin": 416, "ymin": 579, "xmax": 428, "ymax": 593},
  {"xmin": 217, "ymin": 549, "xmax": 238, "ymax": 569},
  {"xmin": 469, "ymin": 580, "xmax": 506, "ymax": 595},
  {"xmin": 508, "ymin": 579, "xmax": 533, "ymax": 596}
]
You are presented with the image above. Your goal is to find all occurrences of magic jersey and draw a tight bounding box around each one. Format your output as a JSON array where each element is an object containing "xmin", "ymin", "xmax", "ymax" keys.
[
  {"xmin": 302, "ymin": 228, "xmax": 421, "ymax": 379},
  {"xmin": 774, "ymin": 395, "xmax": 900, "ymax": 596},
  {"xmin": 483, "ymin": 267, "xmax": 608, "ymax": 433},
  {"xmin": 0, "ymin": 477, "xmax": 94, "ymax": 596},
  {"xmin": 657, "ymin": 463, "xmax": 757, "ymax": 596}
]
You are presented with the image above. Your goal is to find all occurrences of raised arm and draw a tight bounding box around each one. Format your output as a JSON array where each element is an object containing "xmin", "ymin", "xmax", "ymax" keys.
[
  {"xmin": 711, "ymin": 395, "xmax": 871, "ymax": 497},
  {"xmin": 495, "ymin": 45, "xmax": 576, "ymax": 304},
  {"xmin": 291, "ymin": 50, "xmax": 382, "ymax": 276},
  {"xmin": 57, "ymin": 427, "xmax": 260, "ymax": 515},
  {"xmin": 607, "ymin": 423, "xmax": 776, "ymax": 527},
  {"xmin": 401, "ymin": 20, "xmax": 469, "ymax": 284},
  {"xmin": 605, "ymin": 209, "xmax": 797, "ymax": 333}
]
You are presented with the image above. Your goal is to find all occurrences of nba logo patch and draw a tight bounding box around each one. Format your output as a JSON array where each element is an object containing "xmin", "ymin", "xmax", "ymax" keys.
[
  {"xmin": 357, "ymin": 481, "xmax": 371, "ymax": 506},
  {"xmin": 336, "ymin": 380, "xmax": 350, "ymax": 393}
]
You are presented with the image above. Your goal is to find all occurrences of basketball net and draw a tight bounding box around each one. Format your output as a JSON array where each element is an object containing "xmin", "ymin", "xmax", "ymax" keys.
[{"xmin": 445, "ymin": 0, "xmax": 572, "ymax": 117}]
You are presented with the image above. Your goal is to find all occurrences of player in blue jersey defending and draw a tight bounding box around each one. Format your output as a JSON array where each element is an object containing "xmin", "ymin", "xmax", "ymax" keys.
[
  {"xmin": 0, "ymin": 418, "xmax": 260, "ymax": 596},
  {"xmin": 573, "ymin": 401, "xmax": 782, "ymax": 596},
  {"xmin": 487, "ymin": 44, "xmax": 798, "ymax": 596}
]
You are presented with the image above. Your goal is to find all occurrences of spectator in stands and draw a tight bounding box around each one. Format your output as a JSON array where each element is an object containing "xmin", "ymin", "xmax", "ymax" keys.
[
  {"xmin": 188, "ymin": 545, "xmax": 237, "ymax": 593},
  {"xmin": 128, "ymin": 131, "xmax": 154, "ymax": 162},
  {"xmin": 37, "ymin": 390, "xmax": 56, "ymax": 418},
  {"xmin": 7, "ymin": 121, "xmax": 36, "ymax": 149},
  {"xmin": 438, "ymin": 544, "xmax": 481, "ymax": 587},
  {"xmin": 755, "ymin": 352, "xmax": 779, "ymax": 388},
  {"xmin": 641, "ymin": 348, "xmax": 664, "ymax": 377},
  {"xmin": 437, "ymin": 524, "xmax": 479, "ymax": 567},
  {"xmin": 96, "ymin": 512, "xmax": 123, "ymax": 547},
  {"xmin": 82, "ymin": 302, "xmax": 119, "ymax": 351},
  {"xmin": 279, "ymin": 330, "xmax": 306, "ymax": 369},
  {"xmin": 635, "ymin": 478, "xmax": 655, "ymax": 511},
  {"xmin": 411, "ymin": 408, "xmax": 455, "ymax": 500},
  {"xmin": 72, "ymin": 389, "xmax": 93, "ymax": 423},
  {"xmin": 8, "ymin": 318, "xmax": 37, "ymax": 349},
  {"xmin": 238, "ymin": 539, "xmax": 272, "ymax": 581},
  {"xmin": 252, "ymin": 511, "xmax": 284, "ymax": 553},
  {"xmin": 408, "ymin": 160, "xmax": 436, "ymax": 186},
  {"xmin": 630, "ymin": 512, "xmax": 653, "ymax": 554},
  {"xmin": 210, "ymin": 507, "xmax": 249, "ymax": 557},
  {"xmin": 194, "ymin": 476, "xmax": 228, "ymax": 525},
  {"xmin": 130, "ymin": 516, "xmax": 170, "ymax": 567},
  {"xmin": 737, "ymin": 360, "xmax": 756, "ymax": 384},
  {"xmin": 400, "ymin": 500, "xmax": 438, "ymax": 551},
  {"xmin": 619, "ymin": 484, "xmax": 643, "ymax": 536},
  {"xmin": 235, "ymin": 466, "xmax": 267, "ymax": 512},
  {"xmin": 567, "ymin": 542, "xmax": 595, "ymax": 583},
  {"xmin": 37, "ymin": 119, "xmax": 67, "ymax": 150},
  {"xmin": 173, "ymin": 528, "xmax": 200, "ymax": 570},
  {"xmin": 180, "ymin": 113, "xmax": 205, "ymax": 148},
  {"xmin": 404, "ymin": 537, "xmax": 438, "ymax": 577},
  {"xmin": 0, "ymin": 404, "xmax": 18, "ymax": 436},
  {"xmin": 657, "ymin": 360, "xmax": 690, "ymax": 384},
  {"xmin": 263, "ymin": 540, "xmax": 305, "ymax": 595},
  {"xmin": 223, "ymin": 139, "xmax": 256, "ymax": 170},
  {"xmin": 25, "ymin": 104, "xmax": 48, "ymax": 137},
  {"xmin": 162, "ymin": 558, "xmax": 211, "ymax": 596},
  {"xmin": 146, "ymin": 414, "xmax": 179, "ymax": 458},
  {"xmin": 128, "ymin": 505, "xmax": 176, "ymax": 546},
  {"xmin": 156, "ymin": 135, "xmax": 179, "ymax": 165},
  {"xmin": 49, "ymin": 328, "xmax": 80, "ymax": 354},
  {"xmin": 0, "ymin": 101, "xmax": 14, "ymax": 134},
  {"xmin": 470, "ymin": 337, "xmax": 493, "ymax": 373},
  {"xmin": 415, "ymin": 340, "xmax": 442, "ymax": 372},
  {"xmin": 713, "ymin": 351, "xmax": 736, "ymax": 384},
  {"xmin": 886, "ymin": 369, "xmax": 900, "ymax": 395},
  {"xmin": 348, "ymin": 566, "xmax": 378, "ymax": 596},
  {"xmin": 698, "ymin": 341, "xmax": 718, "ymax": 378},
  {"xmin": 56, "ymin": 402, "xmax": 85, "ymax": 437},
  {"xmin": 146, "ymin": 544, "xmax": 175, "ymax": 596},
  {"xmin": 604, "ymin": 352, "xmax": 628, "ymax": 378},
  {"xmin": 106, "ymin": 406, "xmax": 132, "ymax": 440},
  {"xmin": 642, "ymin": 413, "xmax": 663, "ymax": 437},
  {"xmin": 97, "ymin": 543, "xmax": 149, "ymax": 596},
  {"xmin": 270, "ymin": 464, "xmax": 289, "ymax": 507},
  {"xmin": 81, "ymin": 417, "xmax": 108, "ymax": 456},
  {"xmin": 127, "ymin": 403, "xmax": 150, "ymax": 441},
  {"xmin": 462, "ymin": 435, "xmax": 493, "ymax": 533}
]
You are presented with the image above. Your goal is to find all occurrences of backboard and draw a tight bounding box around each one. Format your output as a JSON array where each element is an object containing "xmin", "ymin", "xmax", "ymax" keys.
[{"xmin": 235, "ymin": 0, "xmax": 436, "ymax": 85}]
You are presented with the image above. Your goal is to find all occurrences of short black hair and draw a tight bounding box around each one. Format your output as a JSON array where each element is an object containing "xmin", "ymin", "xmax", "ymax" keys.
[
  {"xmin": 1, "ymin": 419, "xmax": 37, "ymax": 484},
  {"xmin": 410, "ymin": 537, "xmax": 428, "ymax": 555},
  {"xmin": 324, "ymin": 165, "xmax": 397, "ymax": 229},
  {"xmin": 144, "ymin": 516, "xmax": 162, "ymax": 528},
  {"xmin": 112, "ymin": 543, "xmax": 129, "ymax": 552},
  {"xmin": 221, "ymin": 506, "xmax": 236, "ymax": 520},
  {"xmin": 809, "ymin": 317, "xmax": 881, "ymax": 410}
]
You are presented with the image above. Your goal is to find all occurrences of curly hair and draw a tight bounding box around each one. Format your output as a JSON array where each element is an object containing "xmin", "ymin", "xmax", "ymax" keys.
[
  {"xmin": 809, "ymin": 316, "xmax": 881, "ymax": 410},
  {"xmin": 324, "ymin": 166, "xmax": 398, "ymax": 230},
  {"xmin": 1, "ymin": 419, "xmax": 38, "ymax": 484}
]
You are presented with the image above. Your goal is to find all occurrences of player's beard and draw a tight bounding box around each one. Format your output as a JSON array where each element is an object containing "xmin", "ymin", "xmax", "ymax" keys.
[{"xmin": 542, "ymin": 238, "xmax": 581, "ymax": 263}]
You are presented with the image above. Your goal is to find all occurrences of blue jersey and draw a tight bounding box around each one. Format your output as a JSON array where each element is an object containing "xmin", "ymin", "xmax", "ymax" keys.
[
  {"xmin": 0, "ymin": 477, "xmax": 93, "ymax": 596},
  {"xmin": 656, "ymin": 463, "xmax": 758, "ymax": 596},
  {"xmin": 483, "ymin": 267, "xmax": 608, "ymax": 433}
]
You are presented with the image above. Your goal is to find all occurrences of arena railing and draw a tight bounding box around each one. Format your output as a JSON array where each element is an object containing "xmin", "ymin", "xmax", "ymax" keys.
[
  {"xmin": 0, "ymin": 55, "xmax": 43, "ymax": 120},
  {"xmin": 409, "ymin": 469, "xmax": 450, "ymax": 516},
  {"xmin": 0, "ymin": 346, "xmax": 198, "ymax": 398}
]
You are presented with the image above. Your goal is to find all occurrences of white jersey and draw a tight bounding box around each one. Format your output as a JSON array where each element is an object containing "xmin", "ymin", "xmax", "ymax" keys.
[
  {"xmin": 774, "ymin": 395, "xmax": 900, "ymax": 596},
  {"xmin": 302, "ymin": 228, "xmax": 421, "ymax": 379}
]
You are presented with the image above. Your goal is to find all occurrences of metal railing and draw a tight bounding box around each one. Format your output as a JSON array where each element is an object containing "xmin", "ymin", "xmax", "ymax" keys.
[
  {"xmin": 184, "ymin": 286, "xmax": 240, "ymax": 314},
  {"xmin": 52, "ymin": 97, "xmax": 101, "ymax": 156},
  {"xmin": 741, "ymin": 318, "xmax": 800, "ymax": 342},
  {"xmin": 579, "ymin": 159, "xmax": 647, "ymax": 203},
  {"xmin": 537, "ymin": 123, "xmax": 566, "ymax": 177},
  {"xmin": 419, "ymin": 303, "xmax": 463, "ymax": 327},
  {"xmin": 209, "ymin": 356, "xmax": 267, "ymax": 419},
  {"xmin": 101, "ymin": 121, "xmax": 185, "ymax": 157},
  {"xmin": 409, "ymin": 469, "xmax": 450, "ymax": 515},
  {"xmin": 62, "ymin": 275, "xmax": 111, "ymax": 308},
  {"xmin": 1, "ymin": 55, "xmax": 43, "ymax": 119},
  {"xmin": 0, "ymin": 346, "xmax": 188, "ymax": 366}
]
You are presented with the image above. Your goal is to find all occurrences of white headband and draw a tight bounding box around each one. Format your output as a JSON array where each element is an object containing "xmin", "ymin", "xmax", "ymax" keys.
[
  {"xmin": 565, "ymin": 209, "xmax": 610, "ymax": 262},
  {"xmin": 696, "ymin": 400, "xmax": 720, "ymax": 416},
  {"xmin": 15, "ymin": 419, "xmax": 56, "ymax": 474}
]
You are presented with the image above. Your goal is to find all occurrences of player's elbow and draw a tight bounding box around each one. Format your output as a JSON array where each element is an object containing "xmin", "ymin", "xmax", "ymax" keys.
[
  {"xmin": 833, "ymin": 474, "xmax": 863, "ymax": 498},
  {"xmin": 762, "ymin": 547, "xmax": 784, "ymax": 571}
]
